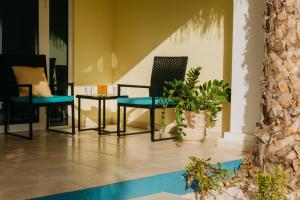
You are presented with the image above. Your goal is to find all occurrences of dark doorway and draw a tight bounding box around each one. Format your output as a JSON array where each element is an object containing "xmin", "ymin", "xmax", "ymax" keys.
[
  {"xmin": 0, "ymin": 0, "xmax": 39, "ymax": 125},
  {"xmin": 49, "ymin": 0, "xmax": 69, "ymax": 126}
]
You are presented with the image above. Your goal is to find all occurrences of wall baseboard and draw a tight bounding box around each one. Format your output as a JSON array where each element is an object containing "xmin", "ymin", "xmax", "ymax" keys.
[{"xmin": 217, "ymin": 131, "xmax": 256, "ymax": 152}]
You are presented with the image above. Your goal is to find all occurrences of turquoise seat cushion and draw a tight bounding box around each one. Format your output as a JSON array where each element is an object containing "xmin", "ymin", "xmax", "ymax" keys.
[
  {"xmin": 10, "ymin": 95, "xmax": 74, "ymax": 104},
  {"xmin": 117, "ymin": 97, "xmax": 174, "ymax": 106}
]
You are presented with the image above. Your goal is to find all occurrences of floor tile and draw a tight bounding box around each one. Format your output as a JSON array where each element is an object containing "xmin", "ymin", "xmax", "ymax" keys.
[{"xmin": 0, "ymin": 126, "xmax": 242, "ymax": 199}]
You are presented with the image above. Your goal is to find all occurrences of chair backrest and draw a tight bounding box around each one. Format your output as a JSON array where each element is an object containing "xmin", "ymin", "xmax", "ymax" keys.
[
  {"xmin": 49, "ymin": 57, "xmax": 56, "ymax": 85},
  {"xmin": 54, "ymin": 65, "xmax": 68, "ymax": 86},
  {"xmin": 54, "ymin": 65, "xmax": 68, "ymax": 95},
  {"xmin": 150, "ymin": 56, "xmax": 188, "ymax": 97},
  {"xmin": 0, "ymin": 54, "xmax": 47, "ymax": 100}
]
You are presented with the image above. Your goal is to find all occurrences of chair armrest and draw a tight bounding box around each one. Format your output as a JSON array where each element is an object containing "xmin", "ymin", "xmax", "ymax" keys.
[
  {"xmin": 117, "ymin": 84, "xmax": 151, "ymax": 96},
  {"xmin": 117, "ymin": 84, "xmax": 162, "ymax": 106},
  {"xmin": 149, "ymin": 85, "xmax": 163, "ymax": 106},
  {"xmin": 117, "ymin": 84, "xmax": 150, "ymax": 89},
  {"xmin": 49, "ymin": 82, "xmax": 74, "ymax": 96},
  {"xmin": 49, "ymin": 82, "xmax": 74, "ymax": 87},
  {"xmin": 7, "ymin": 84, "xmax": 33, "ymax": 102},
  {"xmin": 8, "ymin": 84, "xmax": 32, "ymax": 88}
]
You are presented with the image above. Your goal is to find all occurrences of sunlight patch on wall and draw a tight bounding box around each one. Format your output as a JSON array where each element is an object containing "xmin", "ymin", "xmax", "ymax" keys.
[
  {"xmin": 112, "ymin": 7, "xmax": 227, "ymax": 132},
  {"xmin": 81, "ymin": 57, "xmax": 104, "ymax": 73},
  {"xmin": 112, "ymin": 52, "xmax": 118, "ymax": 69},
  {"xmin": 83, "ymin": 64, "xmax": 94, "ymax": 73},
  {"xmin": 114, "ymin": 17, "xmax": 225, "ymax": 86},
  {"xmin": 97, "ymin": 57, "xmax": 104, "ymax": 72}
]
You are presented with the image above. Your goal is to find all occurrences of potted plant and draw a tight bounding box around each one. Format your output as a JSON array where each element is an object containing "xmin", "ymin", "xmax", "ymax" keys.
[{"xmin": 161, "ymin": 67, "xmax": 231, "ymax": 141}]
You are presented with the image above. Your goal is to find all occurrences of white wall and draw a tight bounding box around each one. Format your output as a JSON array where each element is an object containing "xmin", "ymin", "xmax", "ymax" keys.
[
  {"xmin": 218, "ymin": 0, "xmax": 265, "ymax": 150},
  {"xmin": 230, "ymin": 0, "xmax": 264, "ymax": 134}
]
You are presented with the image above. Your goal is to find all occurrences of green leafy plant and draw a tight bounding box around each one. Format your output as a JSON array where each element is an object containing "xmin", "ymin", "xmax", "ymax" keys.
[
  {"xmin": 185, "ymin": 157, "xmax": 230, "ymax": 199},
  {"xmin": 254, "ymin": 165, "xmax": 289, "ymax": 200},
  {"xmin": 161, "ymin": 67, "xmax": 231, "ymax": 140}
]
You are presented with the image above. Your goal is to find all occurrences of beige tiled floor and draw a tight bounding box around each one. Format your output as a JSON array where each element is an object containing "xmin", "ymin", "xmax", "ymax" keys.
[{"xmin": 0, "ymin": 126, "xmax": 242, "ymax": 200}]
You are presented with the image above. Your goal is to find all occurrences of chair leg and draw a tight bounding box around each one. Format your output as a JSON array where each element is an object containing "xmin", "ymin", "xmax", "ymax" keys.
[
  {"xmin": 28, "ymin": 103, "xmax": 34, "ymax": 140},
  {"xmin": 4, "ymin": 101, "xmax": 9, "ymax": 134},
  {"xmin": 60, "ymin": 105, "xmax": 65, "ymax": 123},
  {"xmin": 117, "ymin": 104, "xmax": 121, "ymax": 137},
  {"xmin": 116, "ymin": 105, "xmax": 151, "ymax": 137},
  {"xmin": 46, "ymin": 105, "xmax": 50, "ymax": 131},
  {"xmin": 151, "ymin": 107, "xmax": 177, "ymax": 142},
  {"xmin": 78, "ymin": 97, "xmax": 81, "ymax": 131},
  {"xmin": 47, "ymin": 102, "xmax": 76, "ymax": 135},
  {"xmin": 5, "ymin": 101, "xmax": 33, "ymax": 140},
  {"xmin": 11, "ymin": 104, "xmax": 15, "ymax": 124},
  {"xmin": 150, "ymin": 108, "xmax": 155, "ymax": 142},
  {"xmin": 71, "ymin": 102, "xmax": 75, "ymax": 135},
  {"xmin": 123, "ymin": 106, "xmax": 127, "ymax": 135}
]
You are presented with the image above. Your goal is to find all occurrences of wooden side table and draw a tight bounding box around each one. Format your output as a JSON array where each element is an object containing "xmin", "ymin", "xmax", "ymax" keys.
[{"xmin": 76, "ymin": 94, "xmax": 127, "ymax": 135}]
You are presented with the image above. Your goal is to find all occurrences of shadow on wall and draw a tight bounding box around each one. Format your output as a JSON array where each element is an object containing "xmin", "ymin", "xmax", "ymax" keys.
[
  {"xmin": 112, "ymin": 0, "xmax": 233, "ymax": 133},
  {"xmin": 241, "ymin": 0, "xmax": 265, "ymax": 134},
  {"xmin": 113, "ymin": 0, "xmax": 228, "ymax": 82}
]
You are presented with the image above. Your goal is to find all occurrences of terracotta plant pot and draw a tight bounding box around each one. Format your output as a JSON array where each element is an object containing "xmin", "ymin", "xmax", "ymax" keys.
[{"xmin": 182, "ymin": 110, "xmax": 207, "ymax": 142}]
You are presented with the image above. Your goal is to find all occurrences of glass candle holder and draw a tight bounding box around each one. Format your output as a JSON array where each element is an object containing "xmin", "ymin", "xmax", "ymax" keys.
[{"xmin": 98, "ymin": 85, "xmax": 107, "ymax": 95}]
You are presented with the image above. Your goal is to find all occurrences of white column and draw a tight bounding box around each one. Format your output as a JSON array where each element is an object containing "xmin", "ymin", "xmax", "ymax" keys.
[
  {"xmin": 39, "ymin": 0, "xmax": 50, "ymax": 64},
  {"xmin": 68, "ymin": 0, "xmax": 74, "ymax": 82},
  {"xmin": 217, "ymin": 0, "xmax": 265, "ymax": 151},
  {"xmin": 38, "ymin": 0, "xmax": 50, "ymax": 130}
]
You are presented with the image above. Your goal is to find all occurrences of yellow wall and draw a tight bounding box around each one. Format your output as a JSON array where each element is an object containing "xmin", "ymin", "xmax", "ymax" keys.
[
  {"xmin": 74, "ymin": 0, "xmax": 114, "ymax": 85},
  {"xmin": 73, "ymin": 0, "xmax": 114, "ymax": 125},
  {"xmin": 112, "ymin": 0, "xmax": 233, "ymax": 133},
  {"xmin": 73, "ymin": 0, "xmax": 233, "ymax": 133}
]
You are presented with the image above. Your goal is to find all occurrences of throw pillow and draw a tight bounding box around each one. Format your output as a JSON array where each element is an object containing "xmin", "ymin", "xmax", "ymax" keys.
[{"xmin": 12, "ymin": 66, "xmax": 52, "ymax": 97}]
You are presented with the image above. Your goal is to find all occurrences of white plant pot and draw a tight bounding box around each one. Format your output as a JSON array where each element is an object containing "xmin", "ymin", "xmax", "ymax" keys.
[{"xmin": 182, "ymin": 110, "xmax": 207, "ymax": 142}]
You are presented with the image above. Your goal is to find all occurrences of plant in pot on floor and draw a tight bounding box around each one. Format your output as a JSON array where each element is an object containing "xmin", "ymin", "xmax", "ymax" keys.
[{"xmin": 161, "ymin": 67, "xmax": 231, "ymax": 141}]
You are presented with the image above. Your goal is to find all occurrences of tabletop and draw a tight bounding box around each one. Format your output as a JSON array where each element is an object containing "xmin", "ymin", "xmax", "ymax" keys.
[{"xmin": 76, "ymin": 94, "xmax": 128, "ymax": 100}]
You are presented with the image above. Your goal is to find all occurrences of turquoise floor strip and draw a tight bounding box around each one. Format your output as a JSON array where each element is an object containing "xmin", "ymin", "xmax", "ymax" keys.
[{"xmin": 33, "ymin": 159, "xmax": 242, "ymax": 200}]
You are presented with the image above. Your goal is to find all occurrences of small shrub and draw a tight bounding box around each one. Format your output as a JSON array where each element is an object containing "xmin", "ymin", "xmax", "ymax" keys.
[
  {"xmin": 230, "ymin": 153, "xmax": 256, "ymax": 194},
  {"xmin": 185, "ymin": 157, "xmax": 229, "ymax": 198},
  {"xmin": 254, "ymin": 165, "xmax": 289, "ymax": 200}
]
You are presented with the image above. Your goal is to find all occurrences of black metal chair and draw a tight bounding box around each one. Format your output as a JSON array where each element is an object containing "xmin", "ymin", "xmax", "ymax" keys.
[
  {"xmin": 0, "ymin": 54, "xmax": 75, "ymax": 140},
  {"xmin": 49, "ymin": 62, "xmax": 69, "ymax": 126},
  {"xmin": 117, "ymin": 56, "xmax": 188, "ymax": 142}
]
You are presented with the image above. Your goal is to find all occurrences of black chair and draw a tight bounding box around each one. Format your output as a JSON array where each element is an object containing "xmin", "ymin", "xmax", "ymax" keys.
[
  {"xmin": 49, "ymin": 57, "xmax": 56, "ymax": 86},
  {"xmin": 0, "ymin": 54, "xmax": 75, "ymax": 140},
  {"xmin": 49, "ymin": 63, "xmax": 69, "ymax": 125},
  {"xmin": 117, "ymin": 56, "xmax": 188, "ymax": 142}
]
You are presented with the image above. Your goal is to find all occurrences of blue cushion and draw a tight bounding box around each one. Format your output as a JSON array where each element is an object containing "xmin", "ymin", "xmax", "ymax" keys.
[
  {"xmin": 10, "ymin": 95, "xmax": 74, "ymax": 104},
  {"xmin": 117, "ymin": 97, "xmax": 174, "ymax": 106}
]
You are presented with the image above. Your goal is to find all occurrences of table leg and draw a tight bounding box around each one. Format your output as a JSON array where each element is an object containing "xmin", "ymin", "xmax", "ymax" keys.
[
  {"xmin": 123, "ymin": 106, "xmax": 127, "ymax": 133},
  {"xmin": 103, "ymin": 100, "xmax": 106, "ymax": 129},
  {"xmin": 117, "ymin": 104, "xmax": 120, "ymax": 136},
  {"xmin": 78, "ymin": 98, "xmax": 81, "ymax": 131},
  {"xmin": 98, "ymin": 99, "xmax": 102, "ymax": 135}
]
